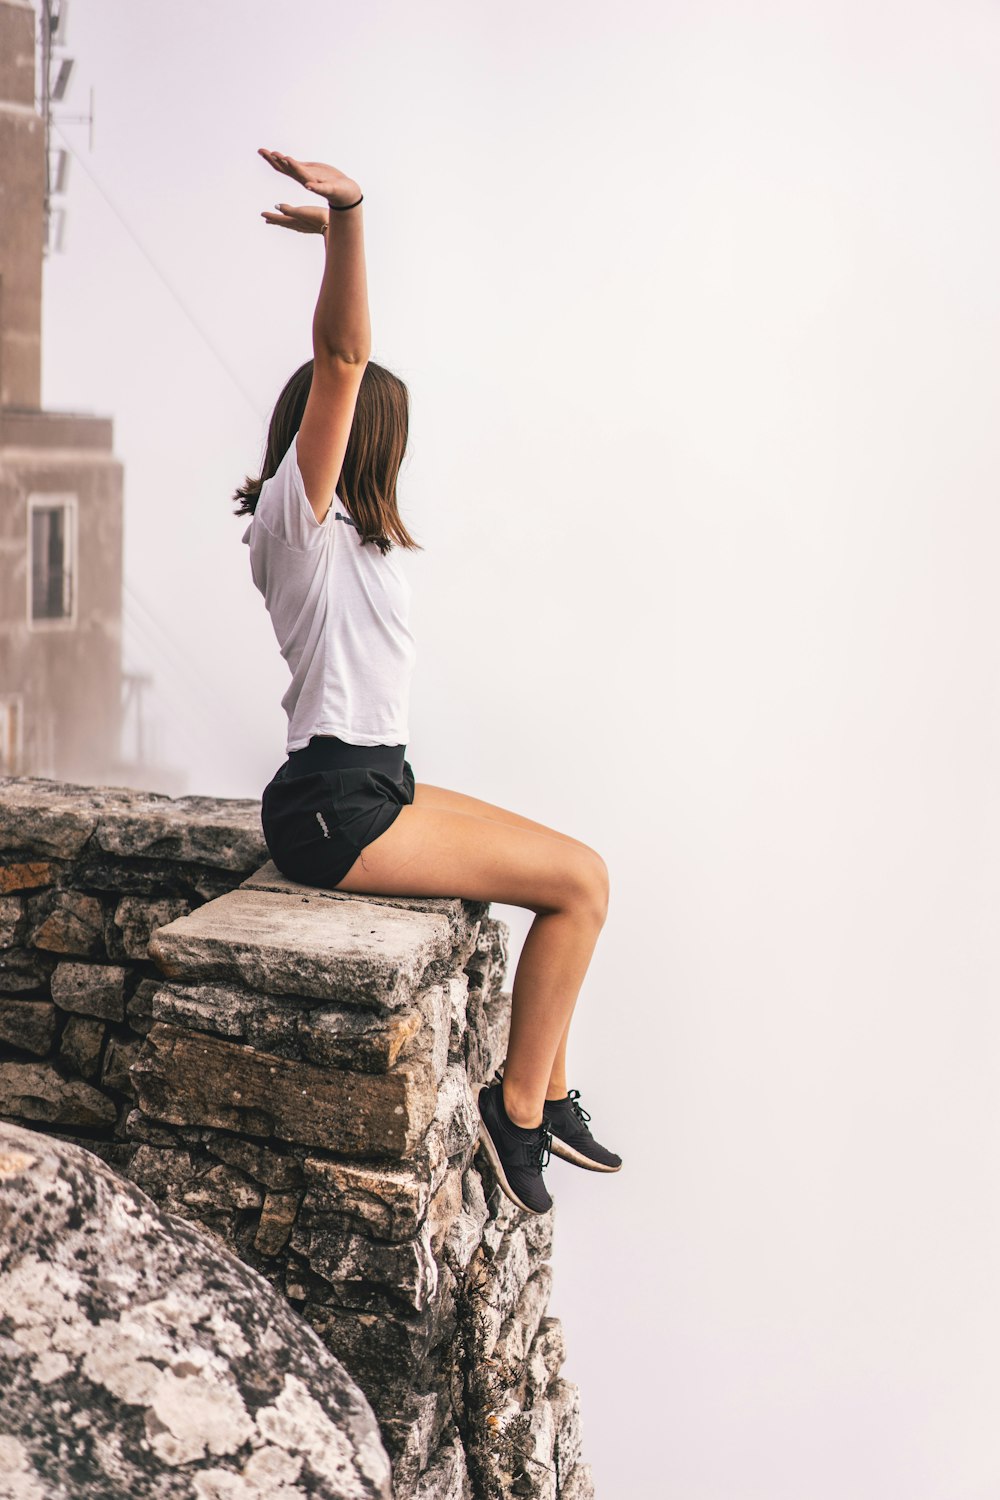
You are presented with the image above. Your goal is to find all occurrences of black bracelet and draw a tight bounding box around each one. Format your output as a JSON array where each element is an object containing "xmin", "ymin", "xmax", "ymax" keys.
[{"xmin": 329, "ymin": 194, "xmax": 364, "ymax": 211}]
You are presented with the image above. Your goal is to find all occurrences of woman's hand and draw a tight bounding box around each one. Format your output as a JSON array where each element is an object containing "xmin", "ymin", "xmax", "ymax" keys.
[
  {"xmin": 261, "ymin": 202, "xmax": 329, "ymax": 235},
  {"xmin": 258, "ymin": 148, "xmax": 362, "ymax": 209}
]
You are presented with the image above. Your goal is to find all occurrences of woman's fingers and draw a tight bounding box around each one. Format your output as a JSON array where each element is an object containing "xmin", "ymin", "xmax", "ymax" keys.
[
  {"xmin": 260, "ymin": 203, "xmax": 327, "ymax": 233},
  {"xmin": 257, "ymin": 149, "xmax": 357, "ymax": 208},
  {"xmin": 257, "ymin": 147, "xmax": 307, "ymax": 183}
]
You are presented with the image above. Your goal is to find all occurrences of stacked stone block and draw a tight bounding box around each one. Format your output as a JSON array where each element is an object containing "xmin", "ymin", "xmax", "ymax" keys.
[
  {"xmin": 0, "ymin": 777, "xmax": 595, "ymax": 1499},
  {"xmin": 0, "ymin": 777, "xmax": 266, "ymax": 1159}
]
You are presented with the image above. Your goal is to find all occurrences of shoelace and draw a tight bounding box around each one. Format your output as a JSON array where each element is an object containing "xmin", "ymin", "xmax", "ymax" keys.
[
  {"xmin": 529, "ymin": 1121, "xmax": 553, "ymax": 1173},
  {"xmin": 491, "ymin": 1074, "xmax": 552, "ymax": 1171},
  {"xmin": 566, "ymin": 1088, "xmax": 592, "ymax": 1129}
]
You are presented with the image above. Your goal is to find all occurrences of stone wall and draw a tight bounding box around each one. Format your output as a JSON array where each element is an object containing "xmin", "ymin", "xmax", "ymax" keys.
[{"xmin": 0, "ymin": 777, "xmax": 595, "ymax": 1500}]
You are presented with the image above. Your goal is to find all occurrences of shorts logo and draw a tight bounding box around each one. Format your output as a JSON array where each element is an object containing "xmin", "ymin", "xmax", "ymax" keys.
[{"xmin": 315, "ymin": 811, "xmax": 331, "ymax": 839}]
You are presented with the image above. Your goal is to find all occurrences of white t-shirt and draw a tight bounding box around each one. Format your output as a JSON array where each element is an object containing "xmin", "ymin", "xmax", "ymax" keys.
[{"xmin": 242, "ymin": 432, "xmax": 416, "ymax": 751}]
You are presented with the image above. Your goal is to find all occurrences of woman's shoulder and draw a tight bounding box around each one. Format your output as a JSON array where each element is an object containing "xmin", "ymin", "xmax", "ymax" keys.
[{"xmin": 254, "ymin": 434, "xmax": 334, "ymax": 551}]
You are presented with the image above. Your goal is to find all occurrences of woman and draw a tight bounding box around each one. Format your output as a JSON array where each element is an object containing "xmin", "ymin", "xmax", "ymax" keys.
[{"xmin": 237, "ymin": 148, "xmax": 621, "ymax": 1216}]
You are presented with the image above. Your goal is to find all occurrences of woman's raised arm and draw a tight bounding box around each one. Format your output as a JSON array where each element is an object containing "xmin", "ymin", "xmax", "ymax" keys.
[{"xmin": 259, "ymin": 148, "xmax": 371, "ymax": 524}]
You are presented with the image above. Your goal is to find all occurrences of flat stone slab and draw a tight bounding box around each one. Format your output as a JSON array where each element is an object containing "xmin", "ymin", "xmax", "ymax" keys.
[
  {"xmin": 0, "ymin": 779, "xmax": 100, "ymax": 858},
  {"xmin": 243, "ymin": 861, "xmax": 487, "ymax": 949},
  {"xmin": 94, "ymin": 793, "xmax": 265, "ymax": 871},
  {"xmin": 149, "ymin": 888, "xmax": 460, "ymax": 1009},
  {"xmin": 0, "ymin": 777, "xmax": 265, "ymax": 870},
  {"xmin": 132, "ymin": 1023, "xmax": 439, "ymax": 1158}
]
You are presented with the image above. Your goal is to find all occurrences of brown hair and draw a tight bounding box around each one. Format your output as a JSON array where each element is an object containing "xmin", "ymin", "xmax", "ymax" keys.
[{"xmin": 233, "ymin": 358, "xmax": 421, "ymax": 555}]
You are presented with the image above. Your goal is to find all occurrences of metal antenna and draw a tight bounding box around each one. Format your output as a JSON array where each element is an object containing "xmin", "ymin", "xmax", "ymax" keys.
[{"xmin": 39, "ymin": 0, "xmax": 95, "ymax": 254}]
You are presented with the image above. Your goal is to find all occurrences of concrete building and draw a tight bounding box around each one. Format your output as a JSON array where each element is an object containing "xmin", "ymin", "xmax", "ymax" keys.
[{"xmin": 0, "ymin": 0, "xmax": 179, "ymax": 791}]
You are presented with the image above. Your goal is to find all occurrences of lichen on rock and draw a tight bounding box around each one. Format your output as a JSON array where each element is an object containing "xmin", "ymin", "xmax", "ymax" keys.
[{"xmin": 0, "ymin": 1122, "xmax": 392, "ymax": 1499}]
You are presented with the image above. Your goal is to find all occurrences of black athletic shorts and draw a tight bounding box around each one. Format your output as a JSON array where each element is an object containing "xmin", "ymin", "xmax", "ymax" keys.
[{"xmin": 260, "ymin": 736, "xmax": 415, "ymax": 890}]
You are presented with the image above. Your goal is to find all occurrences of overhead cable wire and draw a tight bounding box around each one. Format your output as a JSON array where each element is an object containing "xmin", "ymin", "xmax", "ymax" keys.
[
  {"xmin": 123, "ymin": 579, "xmax": 262, "ymax": 744},
  {"xmin": 120, "ymin": 626, "xmax": 236, "ymax": 779},
  {"xmin": 51, "ymin": 121, "xmax": 264, "ymax": 421},
  {"xmin": 121, "ymin": 601, "xmax": 224, "ymax": 751},
  {"xmin": 123, "ymin": 585, "xmax": 256, "ymax": 747},
  {"xmin": 122, "ymin": 595, "xmax": 238, "ymax": 747}
]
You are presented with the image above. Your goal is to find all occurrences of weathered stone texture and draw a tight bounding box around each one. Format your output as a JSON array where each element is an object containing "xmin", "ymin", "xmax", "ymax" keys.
[
  {"xmin": 382, "ymin": 1391, "xmax": 446, "ymax": 1495},
  {"xmin": 0, "ymin": 894, "xmax": 25, "ymax": 946},
  {"xmin": 0, "ymin": 998, "xmax": 56, "ymax": 1056},
  {"xmin": 300, "ymin": 1001, "xmax": 425, "ymax": 1072},
  {"xmin": 0, "ymin": 778, "xmax": 101, "ymax": 857},
  {"xmin": 0, "ymin": 1061, "xmax": 116, "ymax": 1127},
  {"xmin": 496, "ymin": 1268, "xmax": 555, "ymax": 1375},
  {"xmin": 109, "ymin": 893, "xmax": 191, "ymax": 960},
  {"xmin": 127, "ymin": 976, "xmax": 160, "ymax": 1034},
  {"xmin": 0, "ymin": 777, "xmax": 267, "ymax": 870},
  {"xmin": 550, "ymin": 1378, "xmax": 585, "ymax": 1482},
  {"xmin": 205, "ymin": 1134, "xmax": 305, "ymax": 1191},
  {"xmin": 30, "ymin": 890, "xmax": 105, "ymax": 956},
  {"xmin": 559, "ymin": 1463, "xmax": 597, "ymax": 1499},
  {"xmin": 101, "ymin": 1033, "xmax": 142, "ymax": 1095},
  {"xmin": 302, "ymin": 1302, "xmax": 438, "ymax": 1416},
  {"xmin": 411, "ymin": 1434, "xmax": 473, "ymax": 1500},
  {"xmin": 149, "ymin": 888, "xmax": 465, "ymax": 1008},
  {"xmin": 91, "ymin": 791, "xmax": 267, "ymax": 869},
  {"xmin": 58, "ymin": 1013, "xmax": 106, "ymax": 1077},
  {"xmin": 434, "ymin": 1063, "xmax": 481, "ymax": 1160},
  {"xmin": 303, "ymin": 1149, "xmax": 445, "ymax": 1243},
  {"xmin": 0, "ymin": 1121, "xmax": 392, "ymax": 1498},
  {"xmin": 50, "ymin": 959, "xmax": 127, "ymax": 1019},
  {"xmin": 443, "ymin": 1169, "xmax": 490, "ymax": 1276},
  {"xmin": 152, "ymin": 978, "xmax": 304, "ymax": 1054},
  {"xmin": 256, "ymin": 1190, "xmax": 302, "ymax": 1256},
  {"xmin": 0, "ymin": 860, "xmax": 57, "ymax": 894},
  {"xmin": 243, "ymin": 862, "xmax": 488, "ymax": 948},
  {"xmin": 133, "ymin": 1023, "xmax": 439, "ymax": 1157},
  {"xmin": 129, "ymin": 1144, "xmax": 265, "ymax": 1220},
  {"xmin": 292, "ymin": 1212, "xmax": 439, "ymax": 1316},
  {"xmin": 0, "ymin": 947, "xmax": 56, "ymax": 993}
]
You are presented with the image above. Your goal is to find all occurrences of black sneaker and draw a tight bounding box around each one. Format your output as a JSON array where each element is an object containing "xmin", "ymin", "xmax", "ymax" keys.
[
  {"xmin": 543, "ymin": 1089, "xmax": 622, "ymax": 1172},
  {"xmin": 477, "ymin": 1080, "xmax": 553, "ymax": 1215}
]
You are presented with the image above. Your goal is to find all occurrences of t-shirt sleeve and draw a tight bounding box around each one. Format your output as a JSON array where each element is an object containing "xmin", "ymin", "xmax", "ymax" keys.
[{"xmin": 252, "ymin": 432, "xmax": 332, "ymax": 550}]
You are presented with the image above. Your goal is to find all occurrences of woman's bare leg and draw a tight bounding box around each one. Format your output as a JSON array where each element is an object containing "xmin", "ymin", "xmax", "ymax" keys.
[
  {"xmin": 332, "ymin": 799, "xmax": 609, "ymax": 1127},
  {"xmin": 411, "ymin": 783, "xmax": 597, "ymax": 1100},
  {"xmin": 412, "ymin": 782, "xmax": 595, "ymax": 851}
]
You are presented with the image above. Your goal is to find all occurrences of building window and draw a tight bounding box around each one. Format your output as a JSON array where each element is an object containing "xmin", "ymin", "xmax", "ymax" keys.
[
  {"xmin": 0, "ymin": 696, "xmax": 23, "ymax": 774},
  {"xmin": 28, "ymin": 494, "xmax": 77, "ymax": 627}
]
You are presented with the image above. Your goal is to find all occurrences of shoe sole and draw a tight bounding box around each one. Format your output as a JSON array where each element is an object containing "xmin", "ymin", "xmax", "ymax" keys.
[
  {"xmin": 477, "ymin": 1117, "xmax": 552, "ymax": 1215},
  {"xmin": 549, "ymin": 1137, "xmax": 622, "ymax": 1173}
]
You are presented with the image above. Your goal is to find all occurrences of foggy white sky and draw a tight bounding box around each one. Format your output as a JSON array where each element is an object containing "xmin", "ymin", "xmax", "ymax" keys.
[{"xmin": 41, "ymin": 1, "xmax": 1000, "ymax": 1495}]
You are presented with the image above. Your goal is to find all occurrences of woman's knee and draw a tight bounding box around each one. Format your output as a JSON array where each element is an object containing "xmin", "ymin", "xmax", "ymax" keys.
[
  {"xmin": 559, "ymin": 846, "xmax": 610, "ymax": 927},
  {"xmin": 591, "ymin": 849, "xmax": 611, "ymax": 926}
]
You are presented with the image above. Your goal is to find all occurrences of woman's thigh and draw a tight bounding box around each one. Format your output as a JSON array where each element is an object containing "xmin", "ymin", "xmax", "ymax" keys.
[
  {"xmin": 332, "ymin": 803, "xmax": 607, "ymax": 919},
  {"xmin": 412, "ymin": 781, "xmax": 595, "ymax": 854}
]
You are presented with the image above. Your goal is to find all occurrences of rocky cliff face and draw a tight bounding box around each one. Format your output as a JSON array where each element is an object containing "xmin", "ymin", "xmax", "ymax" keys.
[
  {"xmin": 0, "ymin": 1121, "xmax": 392, "ymax": 1499},
  {"xmin": 0, "ymin": 777, "xmax": 595, "ymax": 1500}
]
